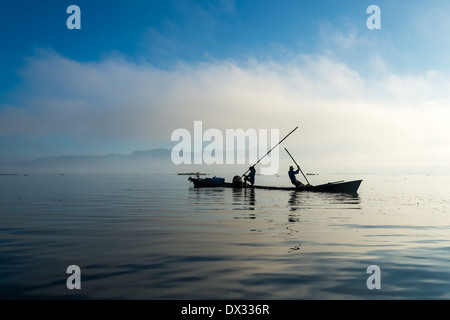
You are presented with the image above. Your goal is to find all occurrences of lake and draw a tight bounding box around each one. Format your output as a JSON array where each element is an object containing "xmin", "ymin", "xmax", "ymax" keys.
[{"xmin": 1, "ymin": 173, "xmax": 449, "ymax": 299}]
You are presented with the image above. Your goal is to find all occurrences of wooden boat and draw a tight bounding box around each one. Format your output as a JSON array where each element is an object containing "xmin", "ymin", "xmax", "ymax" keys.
[
  {"xmin": 186, "ymin": 127, "xmax": 363, "ymax": 194},
  {"xmin": 188, "ymin": 176, "xmax": 362, "ymax": 194}
]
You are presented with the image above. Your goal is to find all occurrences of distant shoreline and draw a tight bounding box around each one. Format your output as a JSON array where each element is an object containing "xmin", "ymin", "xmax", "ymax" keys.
[{"xmin": 177, "ymin": 173, "xmax": 209, "ymax": 176}]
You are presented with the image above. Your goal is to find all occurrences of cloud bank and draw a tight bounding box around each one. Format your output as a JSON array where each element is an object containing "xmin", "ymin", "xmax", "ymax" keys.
[{"xmin": 1, "ymin": 48, "xmax": 450, "ymax": 173}]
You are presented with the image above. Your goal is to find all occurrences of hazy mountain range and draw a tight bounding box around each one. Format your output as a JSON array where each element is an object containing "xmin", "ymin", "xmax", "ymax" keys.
[
  {"xmin": 0, "ymin": 148, "xmax": 297, "ymax": 176},
  {"xmin": 0, "ymin": 148, "xmax": 174, "ymax": 174}
]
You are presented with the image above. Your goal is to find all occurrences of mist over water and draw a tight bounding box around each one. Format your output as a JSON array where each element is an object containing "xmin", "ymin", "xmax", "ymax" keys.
[{"xmin": 1, "ymin": 173, "xmax": 449, "ymax": 299}]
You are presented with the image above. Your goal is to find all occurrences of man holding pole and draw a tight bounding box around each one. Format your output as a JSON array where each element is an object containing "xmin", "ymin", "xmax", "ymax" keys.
[
  {"xmin": 240, "ymin": 126, "xmax": 298, "ymax": 180},
  {"xmin": 288, "ymin": 166, "xmax": 304, "ymax": 187},
  {"xmin": 285, "ymin": 148, "xmax": 311, "ymax": 188},
  {"xmin": 244, "ymin": 166, "xmax": 256, "ymax": 186}
]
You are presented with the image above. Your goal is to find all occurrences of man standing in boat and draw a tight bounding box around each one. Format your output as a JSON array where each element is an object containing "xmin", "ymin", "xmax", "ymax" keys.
[
  {"xmin": 244, "ymin": 166, "xmax": 256, "ymax": 186},
  {"xmin": 288, "ymin": 166, "xmax": 304, "ymax": 187}
]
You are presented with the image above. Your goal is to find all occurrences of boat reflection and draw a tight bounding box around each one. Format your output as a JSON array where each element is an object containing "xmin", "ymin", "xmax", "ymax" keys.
[
  {"xmin": 188, "ymin": 186, "xmax": 227, "ymax": 207},
  {"xmin": 189, "ymin": 185, "xmax": 361, "ymax": 218},
  {"xmin": 288, "ymin": 191, "xmax": 302, "ymax": 222},
  {"xmin": 232, "ymin": 187, "xmax": 256, "ymax": 213},
  {"xmin": 288, "ymin": 190, "xmax": 361, "ymax": 217}
]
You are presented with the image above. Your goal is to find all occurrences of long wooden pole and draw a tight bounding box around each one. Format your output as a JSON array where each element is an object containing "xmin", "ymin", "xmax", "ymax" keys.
[
  {"xmin": 241, "ymin": 126, "xmax": 298, "ymax": 177},
  {"xmin": 284, "ymin": 147, "xmax": 310, "ymax": 185}
]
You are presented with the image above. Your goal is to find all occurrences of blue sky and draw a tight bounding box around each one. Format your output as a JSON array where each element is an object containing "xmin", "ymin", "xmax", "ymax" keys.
[
  {"xmin": 1, "ymin": 0, "xmax": 439, "ymax": 90},
  {"xmin": 1, "ymin": 0, "xmax": 450, "ymax": 173}
]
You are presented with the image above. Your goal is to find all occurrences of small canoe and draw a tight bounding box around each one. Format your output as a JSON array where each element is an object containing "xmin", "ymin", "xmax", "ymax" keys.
[{"xmin": 188, "ymin": 177, "xmax": 362, "ymax": 194}]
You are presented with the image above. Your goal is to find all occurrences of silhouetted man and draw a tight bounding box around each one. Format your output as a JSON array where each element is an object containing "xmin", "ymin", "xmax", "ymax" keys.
[
  {"xmin": 288, "ymin": 166, "xmax": 304, "ymax": 187},
  {"xmin": 244, "ymin": 166, "xmax": 256, "ymax": 186}
]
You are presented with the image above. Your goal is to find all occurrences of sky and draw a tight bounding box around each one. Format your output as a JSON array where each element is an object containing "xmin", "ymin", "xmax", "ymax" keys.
[{"xmin": 1, "ymin": 0, "xmax": 450, "ymax": 174}]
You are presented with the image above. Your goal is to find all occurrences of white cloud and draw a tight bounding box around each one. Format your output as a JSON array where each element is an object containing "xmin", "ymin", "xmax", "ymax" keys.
[{"xmin": 1, "ymin": 48, "xmax": 449, "ymax": 173}]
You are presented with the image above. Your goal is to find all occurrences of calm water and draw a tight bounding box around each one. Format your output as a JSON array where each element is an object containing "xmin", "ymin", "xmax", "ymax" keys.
[{"xmin": 0, "ymin": 173, "xmax": 449, "ymax": 299}]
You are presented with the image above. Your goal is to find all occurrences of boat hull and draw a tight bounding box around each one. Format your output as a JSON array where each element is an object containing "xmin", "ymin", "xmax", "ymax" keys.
[{"xmin": 188, "ymin": 177, "xmax": 362, "ymax": 194}]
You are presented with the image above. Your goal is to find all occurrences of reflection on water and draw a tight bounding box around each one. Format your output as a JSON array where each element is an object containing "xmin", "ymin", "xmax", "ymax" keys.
[
  {"xmin": 1, "ymin": 174, "xmax": 450, "ymax": 299},
  {"xmin": 232, "ymin": 188, "xmax": 256, "ymax": 213}
]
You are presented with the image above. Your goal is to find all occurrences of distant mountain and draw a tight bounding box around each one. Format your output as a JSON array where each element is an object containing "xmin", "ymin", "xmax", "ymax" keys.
[
  {"xmin": 0, "ymin": 148, "xmax": 173, "ymax": 174},
  {"xmin": 129, "ymin": 148, "xmax": 171, "ymax": 158},
  {"xmin": 0, "ymin": 147, "xmax": 272, "ymax": 175}
]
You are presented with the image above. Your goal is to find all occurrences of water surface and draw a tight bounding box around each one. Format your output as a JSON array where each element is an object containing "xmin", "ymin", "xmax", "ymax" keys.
[{"xmin": 1, "ymin": 173, "xmax": 449, "ymax": 299}]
